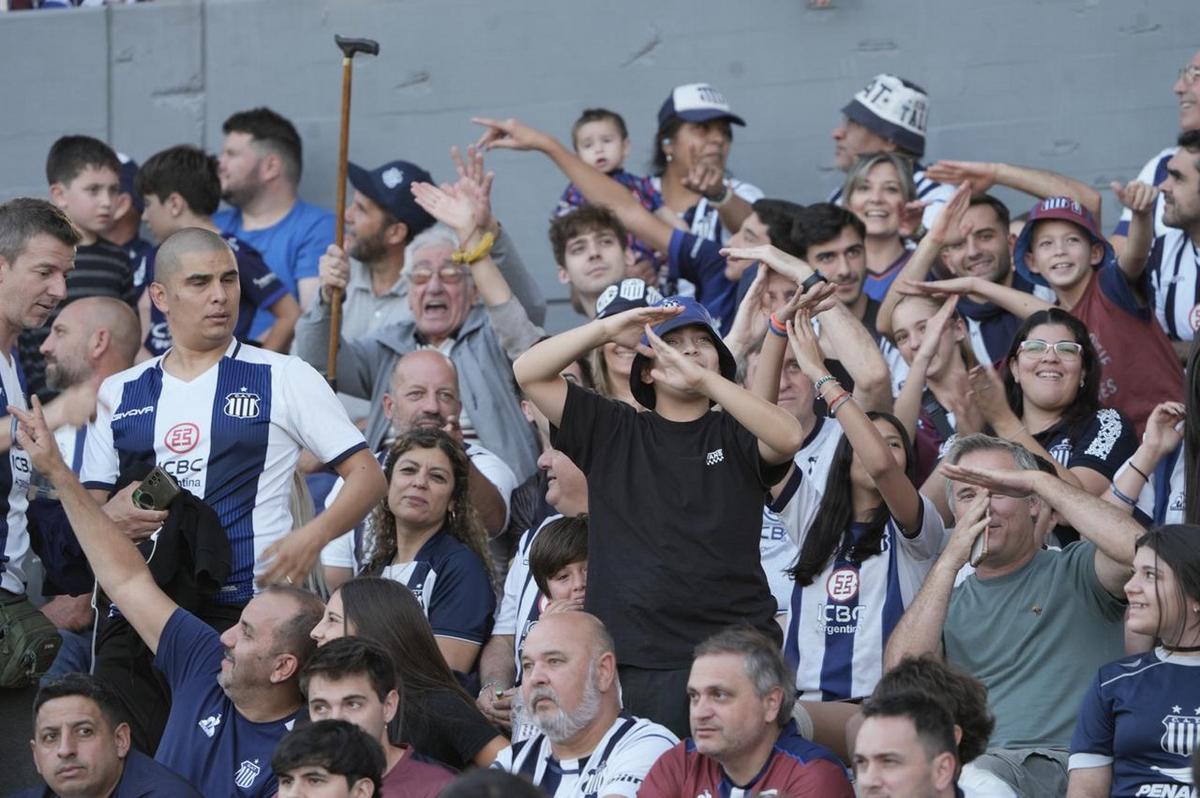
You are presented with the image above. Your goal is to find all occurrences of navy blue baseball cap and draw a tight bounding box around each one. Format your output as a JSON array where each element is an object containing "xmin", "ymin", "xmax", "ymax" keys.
[
  {"xmin": 629, "ymin": 295, "xmax": 736, "ymax": 410},
  {"xmin": 657, "ymin": 83, "xmax": 747, "ymax": 129},
  {"xmin": 116, "ymin": 152, "xmax": 143, "ymax": 213},
  {"xmin": 595, "ymin": 278, "xmax": 663, "ymax": 319},
  {"xmin": 1012, "ymin": 196, "xmax": 1116, "ymax": 288},
  {"xmin": 347, "ymin": 160, "xmax": 436, "ymax": 238}
]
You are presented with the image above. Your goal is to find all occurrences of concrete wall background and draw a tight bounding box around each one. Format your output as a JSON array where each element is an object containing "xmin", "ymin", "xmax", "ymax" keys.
[{"xmin": 1, "ymin": 0, "xmax": 1197, "ymax": 331}]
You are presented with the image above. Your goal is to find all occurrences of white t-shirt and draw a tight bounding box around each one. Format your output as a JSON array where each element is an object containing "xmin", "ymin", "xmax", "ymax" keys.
[{"xmin": 0, "ymin": 351, "xmax": 31, "ymax": 594}]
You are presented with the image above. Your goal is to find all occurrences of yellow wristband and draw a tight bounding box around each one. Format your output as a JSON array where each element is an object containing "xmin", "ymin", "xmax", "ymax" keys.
[{"xmin": 451, "ymin": 230, "xmax": 496, "ymax": 265}]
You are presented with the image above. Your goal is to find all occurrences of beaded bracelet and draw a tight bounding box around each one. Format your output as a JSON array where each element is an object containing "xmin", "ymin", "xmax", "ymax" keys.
[{"xmin": 813, "ymin": 374, "xmax": 838, "ymax": 393}]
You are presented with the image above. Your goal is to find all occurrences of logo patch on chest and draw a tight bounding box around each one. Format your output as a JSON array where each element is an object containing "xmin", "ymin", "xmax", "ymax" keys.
[{"xmin": 223, "ymin": 389, "xmax": 261, "ymax": 419}]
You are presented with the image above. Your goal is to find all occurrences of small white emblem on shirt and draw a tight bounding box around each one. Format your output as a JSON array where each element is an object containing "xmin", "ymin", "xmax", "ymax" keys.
[
  {"xmin": 235, "ymin": 759, "xmax": 261, "ymax": 789},
  {"xmin": 705, "ymin": 449, "xmax": 724, "ymax": 466},
  {"xmin": 198, "ymin": 713, "xmax": 222, "ymax": 738}
]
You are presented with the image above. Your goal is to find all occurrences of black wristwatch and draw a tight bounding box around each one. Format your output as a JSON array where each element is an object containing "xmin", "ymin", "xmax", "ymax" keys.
[{"xmin": 800, "ymin": 272, "xmax": 828, "ymax": 292}]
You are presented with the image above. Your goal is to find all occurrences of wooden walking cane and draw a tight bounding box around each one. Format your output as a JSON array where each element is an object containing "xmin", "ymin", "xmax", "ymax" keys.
[{"xmin": 327, "ymin": 34, "xmax": 380, "ymax": 389}]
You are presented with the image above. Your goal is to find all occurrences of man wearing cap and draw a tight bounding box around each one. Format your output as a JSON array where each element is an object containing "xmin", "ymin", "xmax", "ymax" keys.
[
  {"xmin": 651, "ymin": 82, "xmax": 763, "ymax": 249},
  {"xmin": 1110, "ymin": 49, "xmax": 1200, "ymax": 260},
  {"xmin": 830, "ymin": 73, "xmax": 954, "ymax": 229},
  {"xmin": 513, "ymin": 286, "xmax": 803, "ymax": 738}
]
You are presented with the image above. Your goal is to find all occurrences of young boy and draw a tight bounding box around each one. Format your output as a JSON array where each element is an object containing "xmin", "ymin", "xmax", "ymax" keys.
[
  {"xmin": 23, "ymin": 136, "xmax": 138, "ymax": 399},
  {"xmin": 135, "ymin": 144, "xmax": 300, "ymax": 357},
  {"xmin": 528, "ymin": 513, "xmax": 588, "ymax": 614},
  {"xmin": 554, "ymin": 108, "xmax": 665, "ymax": 282},
  {"xmin": 548, "ymin": 206, "xmax": 634, "ymax": 318},
  {"xmin": 513, "ymin": 295, "xmax": 803, "ymax": 737},
  {"xmin": 1007, "ymin": 196, "xmax": 1183, "ymax": 433},
  {"xmin": 272, "ymin": 720, "xmax": 385, "ymax": 798}
]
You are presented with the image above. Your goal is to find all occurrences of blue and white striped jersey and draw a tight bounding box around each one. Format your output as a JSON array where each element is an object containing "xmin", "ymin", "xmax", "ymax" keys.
[
  {"xmin": 493, "ymin": 713, "xmax": 677, "ymax": 798},
  {"xmin": 1113, "ymin": 147, "xmax": 1175, "ymax": 240},
  {"xmin": 81, "ymin": 340, "xmax": 367, "ymax": 604},
  {"xmin": 1146, "ymin": 229, "xmax": 1200, "ymax": 342},
  {"xmin": 0, "ymin": 351, "xmax": 32, "ymax": 594},
  {"xmin": 1071, "ymin": 648, "xmax": 1200, "ymax": 797},
  {"xmin": 778, "ymin": 476, "xmax": 946, "ymax": 701}
]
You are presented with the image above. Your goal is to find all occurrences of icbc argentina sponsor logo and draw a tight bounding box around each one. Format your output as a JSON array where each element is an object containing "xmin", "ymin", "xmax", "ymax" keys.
[{"xmin": 164, "ymin": 422, "xmax": 200, "ymax": 454}]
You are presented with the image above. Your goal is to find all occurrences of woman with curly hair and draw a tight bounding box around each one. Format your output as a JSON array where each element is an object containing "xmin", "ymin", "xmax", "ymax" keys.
[{"xmin": 362, "ymin": 427, "xmax": 495, "ymax": 675}]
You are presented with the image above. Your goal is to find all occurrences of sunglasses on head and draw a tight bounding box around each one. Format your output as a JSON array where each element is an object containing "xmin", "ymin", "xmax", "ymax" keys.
[{"xmin": 1017, "ymin": 339, "xmax": 1083, "ymax": 360}]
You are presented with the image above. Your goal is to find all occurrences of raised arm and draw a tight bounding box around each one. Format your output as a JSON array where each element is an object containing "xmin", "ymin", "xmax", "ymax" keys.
[
  {"xmin": 884, "ymin": 492, "xmax": 990, "ymax": 668},
  {"xmin": 905, "ymin": 274, "xmax": 1053, "ymax": 322},
  {"xmin": 1104, "ymin": 401, "xmax": 1185, "ymax": 515},
  {"xmin": 892, "ymin": 297, "xmax": 960, "ymax": 441},
  {"xmin": 11, "ymin": 398, "xmax": 176, "ymax": 655},
  {"xmin": 640, "ymin": 324, "xmax": 803, "ymax": 463},
  {"xmin": 474, "ymin": 117, "xmax": 675, "ymax": 254},
  {"xmin": 513, "ymin": 305, "xmax": 683, "ymax": 427},
  {"xmin": 787, "ymin": 309, "xmax": 920, "ymax": 531},
  {"xmin": 725, "ymin": 244, "xmax": 891, "ymax": 412},
  {"xmin": 1111, "ymin": 180, "xmax": 1159, "ymax": 284},
  {"xmin": 877, "ymin": 183, "xmax": 973, "ymax": 338},
  {"xmin": 941, "ymin": 462, "xmax": 1140, "ymax": 597},
  {"xmin": 926, "ymin": 160, "xmax": 1102, "ymax": 219}
]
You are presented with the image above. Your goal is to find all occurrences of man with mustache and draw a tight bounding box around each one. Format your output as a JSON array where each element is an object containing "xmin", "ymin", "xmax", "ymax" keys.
[
  {"xmin": 491, "ymin": 612, "xmax": 677, "ymax": 797},
  {"xmin": 321, "ymin": 349, "xmax": 518, "ymax": 590}
]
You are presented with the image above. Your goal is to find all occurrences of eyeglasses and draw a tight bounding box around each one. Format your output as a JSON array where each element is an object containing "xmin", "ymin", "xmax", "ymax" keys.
[
  {"xmin": 409, "ymin": 264, "xmax": 468, "ymax": 286},
  {"xmin": 1017, "ymin": 339, "xmax": 1083, "ymax": 360},
  {"xmin": 1180, "ymin": 65, "xmax": 1200, "ymax": 86}
]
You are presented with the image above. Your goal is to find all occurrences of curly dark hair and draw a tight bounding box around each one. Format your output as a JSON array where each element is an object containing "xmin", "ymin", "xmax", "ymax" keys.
[{"xmin": 362, "ymin": 427, "xmax": 493, "ymax": 584}]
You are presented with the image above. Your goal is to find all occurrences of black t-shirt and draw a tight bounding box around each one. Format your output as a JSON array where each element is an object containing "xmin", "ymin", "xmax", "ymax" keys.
[
  {"xmin": 398, "ymin": 687, "xmax": 500, "ymax": 771},
  {"xmin": 553, "ymin": 382, "xmax": 788, "ymax": 669}
]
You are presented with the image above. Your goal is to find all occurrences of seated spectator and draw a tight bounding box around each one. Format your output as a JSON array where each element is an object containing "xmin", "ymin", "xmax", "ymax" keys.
[
  {"xmin": 293, "ymin": 216, "xmax": 542, "ymax": 478},
  {"xmin": 590, "ymin": 278, "xmax": 662, "ymax": 407},
  {"xmin": 778, "ymin": 310, "xmax": 946, "ymax": 701},
  {"xmin": 11, "ymin": 395, "xmax": 326, "ymax": 797},
  {"xmin": 356, "ymin": 428, "xmax": 495, "ymax": 674},
  {"xmin": 840, "ymin": 152, "xmax": 920, "ymax": 301},
  {"xmin": 854, "ymin": 691, "xmax": 962, "ymax": 798},
  {"xmin": 25, "ymin": 135, "xmax": 137, "ymax": 400},
  {"xmin": 493, "ymin": 612, "xmax": 678, "ymax": 794},
  {"xmin": 301, "ymin": 637, "xmax": 454, "ymax": 797},
  {"xmin": 474, "ymin": 115, "xmax": 801, "ymax": 333},
  {"xmin": 886, "ymin": 434, "xmax": 1141, "ymax": 797},
  {"xmin": 273, "ymin": 720, "xmax": 384, "ymax": 798},
  {"xmin": 321, "ymin": 349, "xmax": 518, "ymax": 581},
  {"xmin": 512, "ymin": 295, "xmax": 802, "ymax": 736},
  {"xmin": 476, "ymin": 443, "xmax": 589, "ymax": 734},
  {"xmin": 649, "ymin": 83, "xmax": 762, "ymax": 249},
  {"xmin": 528, "ymin": 514, "xmax": 588, "ymax": 614},
  {"xmin": 871, "ymin": 655, "xmax": 1016, "ymax": 798},
  {"xmin": 829, "ymin": 73, "xmax": 955, "ymax": 229},
  {"xmin": 978, "ymin": 310, "xmax": 1137, "ymax": 511},
  {"xmin": 554, "ymin": 108, "xmax": 665, "ymax": 283},
  {"xmin": 1070, "ymin": 520, "xmax": 1200, "ymax": 792},
  {"xmin": 1069, "ymin": 524, "xmax": 1200, "ymax": 797},
  {"xmin": 639, "ymin": 627, "xmax": 852, "ymax": 797},
  {"xmin": 214, "ymin": 107, "xmax": 334, "ymax": 338},
  {"xmin": 310, "ymin": 577, "xmax": 507, "ymax": 769},
  {"xmin": 1109, "ymin": 49, "xmax": 1200, "ymax": 259},
  {"xmin": 16, "ymin": 673, "xmax": 201, "ymax": 797},
  {"xmin": 548, "ymin": 206, "xmax": 636, "ymax": 321},
  {"xmin": 134, "ymin": 144, "xmax": 300, "ymax": 355}
]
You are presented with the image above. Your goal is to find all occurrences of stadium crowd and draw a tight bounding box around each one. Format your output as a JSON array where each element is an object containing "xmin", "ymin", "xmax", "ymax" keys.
[{"xmin": 0, "ymin": 46, "xmax": 1199, "ymax": 798}]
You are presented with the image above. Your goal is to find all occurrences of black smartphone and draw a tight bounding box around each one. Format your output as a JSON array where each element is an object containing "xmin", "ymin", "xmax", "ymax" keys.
[{"xmin": 131, "ymin": 466, "xmax": 181, "ymax": 511}]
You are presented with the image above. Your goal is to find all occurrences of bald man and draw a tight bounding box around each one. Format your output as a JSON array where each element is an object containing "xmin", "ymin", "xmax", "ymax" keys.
[
  {"xmin": 491, "ymin": 612, "xmax": 677, "ymax": 797},
  {"xmin": 79, "ymin": 227, "xmax": 385, "ymax": 622},
  {"xmin": 34, "ymin": 297, "xmax": 143, "ymax": 637},
  {"xmin": 321, "ymin": 349, "xmax": 517, "ymax": 591}
]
